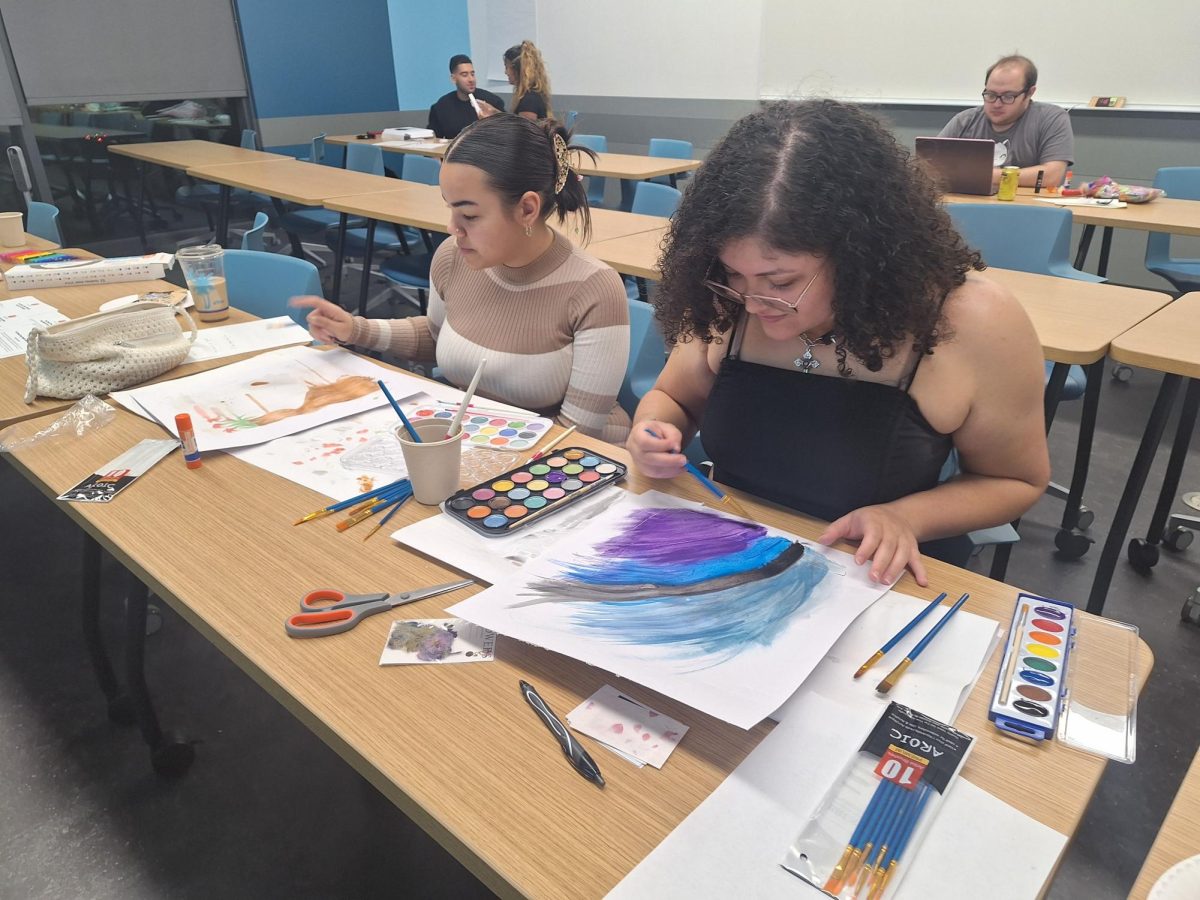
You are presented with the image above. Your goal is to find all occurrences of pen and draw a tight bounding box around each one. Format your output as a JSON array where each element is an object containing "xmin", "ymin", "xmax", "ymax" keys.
[{"xmin": 519, "ymin": 680, "xmax": 605, "ymax": 788}]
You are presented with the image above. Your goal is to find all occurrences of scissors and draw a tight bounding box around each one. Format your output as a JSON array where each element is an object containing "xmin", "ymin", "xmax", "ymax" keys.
[{"xmin": 285, "ymin": 580, "xmax": 474, "ymax": 638}]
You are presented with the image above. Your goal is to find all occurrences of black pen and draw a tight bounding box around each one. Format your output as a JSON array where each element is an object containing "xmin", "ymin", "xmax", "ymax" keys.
[{"xmin": 519, "ymin": 680, "xmax": 605, "ymax": 788}]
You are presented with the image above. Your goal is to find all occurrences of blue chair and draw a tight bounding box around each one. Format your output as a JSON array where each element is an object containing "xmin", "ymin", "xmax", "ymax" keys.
[
  {"xmin": 572, "ymin": 135, "xmax": 608, "ymax": 208},
  {"xmin": 27, "ymin": 201, "xmax": 63, "ymax": 245},
  {"xmin": 618, "ymin": 296, "xmax": 668, "ymax": 417},
  {"xmin": 365, "ymin": 154, "xmax": 448, "ymax": 313},
  {"xmin": 175, "ymin": 130, "xmax": 260, "ymax": 221},
  {"xmin": 625, "ymin": 182, "xmax": 681, "ymax": 301},
  {"xmin": 240, "ymin": 211, "xmax": 270, "ymax": 251},
  {"xmin": 563, "ymin": 110, "xmax": 579, "ymax": 130},
  {"xmin": 648, "ymin": 137, "xmax": 694, "ymax": 188},
  {"xmin": 402, "ymin": 154, "xmax": 440, "ymax": 186},
  {"xmin": 1145, "ymin": 167, "xmax": 1200, "ymax": 293},
  {"xmin": 222, "ymin": 248, "xmax": 322, "ymax": 328}
]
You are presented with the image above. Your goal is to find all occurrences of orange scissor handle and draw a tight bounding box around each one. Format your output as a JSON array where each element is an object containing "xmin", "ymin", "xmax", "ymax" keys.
[
  {"xmin": 299, "ymin": 589, "xmax": 387, "ymax": 613},
  {"xmin": 286, "ymin": 606, "xmax": 366, "ymax": 639}
]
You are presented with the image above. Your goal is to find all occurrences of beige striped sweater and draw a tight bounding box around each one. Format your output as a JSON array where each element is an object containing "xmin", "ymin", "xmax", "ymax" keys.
[{"xmin": 349, "ymin": 231, "xmax": 632, "ymax": 444}]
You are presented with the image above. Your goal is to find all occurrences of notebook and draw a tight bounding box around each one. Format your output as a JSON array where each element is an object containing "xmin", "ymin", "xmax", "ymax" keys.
[{"xmin": 915, "ymin": 137, "xmax": 996, "ymax": 196}]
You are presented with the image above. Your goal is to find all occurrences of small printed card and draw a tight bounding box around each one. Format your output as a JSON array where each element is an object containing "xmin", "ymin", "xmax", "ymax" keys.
[
  {"xmin": 57, "ymin": 438, "xmax": 179, "ymax": 503},
  {"xmin": 379, "ymin": 618, "xmax": 497, "ymax": 665},
  {"xmin": 566, "ymin": 684, "xmax": 689, "ymax": 769}
]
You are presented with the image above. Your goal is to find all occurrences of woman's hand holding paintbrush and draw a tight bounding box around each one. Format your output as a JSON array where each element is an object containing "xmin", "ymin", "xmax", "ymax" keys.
[{"xmin": 630, "ymin": 419, "xmax": 690, "ymax": 479}]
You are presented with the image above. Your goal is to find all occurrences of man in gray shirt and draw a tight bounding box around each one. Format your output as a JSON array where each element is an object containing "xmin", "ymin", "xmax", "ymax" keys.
[{"xmin": 939, "ymin": 55, "xmax": 1074, "ymax": 189}]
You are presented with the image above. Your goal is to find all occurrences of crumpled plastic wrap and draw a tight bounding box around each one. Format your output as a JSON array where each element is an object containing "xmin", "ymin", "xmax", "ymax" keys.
[{"xmin": 0, "ymin": 395, "xmax": 115, "ymax": 453}]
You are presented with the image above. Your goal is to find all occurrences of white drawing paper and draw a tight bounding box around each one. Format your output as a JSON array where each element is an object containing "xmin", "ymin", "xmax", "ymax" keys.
[
  {"xmin": 184, "ymin": 316, "xmax": 311, "ymax": 363},
  {"xmin": 0, "ymin": 296, "xmax": 68, "ymax": 358}
]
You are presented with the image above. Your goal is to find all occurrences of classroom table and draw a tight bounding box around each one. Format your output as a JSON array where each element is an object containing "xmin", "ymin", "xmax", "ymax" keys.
[
  {"xmin": 1088, "ymin": 293, "xmax": 1200, "ymax": 616},
  {"xmin": 1130, "ymin": 742, "xmax": 1200, "ymax": 899},
  {"xmin": 943, "ymin": 190, "xmax": 1200, "ymax": 278},
  {"xmin": 322, "ymin": 183, "xmax": 670, "ymax": 314},
  {"xmin": 326, "ymin": 133, "xmax": 701, "ymax": 208},
  {"xmin": 108, "ymin": 141, "xmax": 293, "ymax": 248},
  {"xmin": 0, "ymin": 397, "xmax": 1153, "ymax": 897}
]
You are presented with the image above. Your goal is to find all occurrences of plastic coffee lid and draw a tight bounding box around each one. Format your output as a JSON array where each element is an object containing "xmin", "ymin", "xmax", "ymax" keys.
[{"xmin": 1150, "ymin": 855, "xmax": 1200, "ymax": 900}]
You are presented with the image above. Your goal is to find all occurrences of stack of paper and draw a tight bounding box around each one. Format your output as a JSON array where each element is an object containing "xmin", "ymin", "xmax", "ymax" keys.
[{"xmin": 0, "ymin": 296, "xmax": 68, "ymax": 358}]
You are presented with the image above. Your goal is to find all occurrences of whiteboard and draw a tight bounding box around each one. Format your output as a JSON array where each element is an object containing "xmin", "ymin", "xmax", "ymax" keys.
[{"xmin": 760, "ymin": 0, "xmax": 1200, "ymax": 108}]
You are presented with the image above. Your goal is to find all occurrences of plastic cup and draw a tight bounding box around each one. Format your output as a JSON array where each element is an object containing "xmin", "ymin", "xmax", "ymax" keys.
[
  {"xmin": 0, "ymin": 211, "xmax": 24, "ymax": 247},
  {"xmin": 176, "ymin": 244, "xmax": 229, "ymax": 322},
  {"xmin": 395, "ymin": 419, "xmax": 462, "ymax": 505}
]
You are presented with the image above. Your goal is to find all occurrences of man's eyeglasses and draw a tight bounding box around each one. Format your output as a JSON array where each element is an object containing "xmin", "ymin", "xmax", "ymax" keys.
[
  {"xmin": 702, "ymin": 262, "xmax": 824, "ymax": 314},
  {"xmin": 981, "ymin": 89, "xmax": 1030, "ymax": 105}
]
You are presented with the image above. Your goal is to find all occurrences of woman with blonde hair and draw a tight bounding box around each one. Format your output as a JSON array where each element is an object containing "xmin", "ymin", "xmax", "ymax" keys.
[{"xmin": 503, "ymin": 40, "xmax": 553, "ymax": 120}]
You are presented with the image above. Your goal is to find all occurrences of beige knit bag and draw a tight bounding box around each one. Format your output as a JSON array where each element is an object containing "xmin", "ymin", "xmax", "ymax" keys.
[{"xmin": 24, "ymin": 301, "xmax": 197, "ymax": 403}]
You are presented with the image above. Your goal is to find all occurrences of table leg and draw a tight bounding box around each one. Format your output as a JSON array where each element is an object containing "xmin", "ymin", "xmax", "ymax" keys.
[
  {"xmin": 1073, "ymin": 224, "xmax": 1095, "ymax": 271},
  {"xmin": 1059, "ymin": 359, "xmax": 1104, "ymax": 533},
  {"xmin": 80, "ymin": 535, "xmax": 134, "ymax": 726},
  {"xmin": 357, "ymin": 219, "xmax": 377, "ymax": 316},
  {"xmin": 1139, "ymin": 378, "xmax": 1200, "ymax": 550},
  {"xmin": 135, "ymin": 161, "xmax": 148, "ymax": 251},
  {"xmin": 1097, "ymin": 226, "xmax": 1114, "ymax": 279},
  {"xmin": 1087, "ymin": 373, "xmax": 1182, "ymax": 615},
  {"xmin": 217, "ymin": 184, "xmax": 231, "ymax": 247},
  {"xmin": 331, "ymin": 212, "xmax": 349, "ymax": 307},
  {"xmin": 272, "ymin": 197, "xmax": 304, "ymax": 259},
  {"xmin": 619, "ymin": 179, "xmax": 636, "ymax": 212},
  {"xmin": 1043, "ymin": 362, "xmax": 1068, "ymax": 429}
]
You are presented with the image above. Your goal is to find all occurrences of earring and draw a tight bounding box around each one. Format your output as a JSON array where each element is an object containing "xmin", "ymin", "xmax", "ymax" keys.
[{"xmin": 524, "ymin": 224, "xmax": 532, "ymax": 237}]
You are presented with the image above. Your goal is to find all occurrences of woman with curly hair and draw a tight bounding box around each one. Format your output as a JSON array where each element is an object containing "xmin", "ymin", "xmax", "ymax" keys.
[
  {"xmin": 502, "ymin": 40, "xmax": 553, "ymax": 120},
  {"xmin": 630, "ymin": 100, "xmax": 1049, "ymax": 584}
]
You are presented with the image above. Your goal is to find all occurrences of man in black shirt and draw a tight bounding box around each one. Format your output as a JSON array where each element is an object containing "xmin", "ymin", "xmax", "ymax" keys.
[{"xmin": 427, "ymin": 55, "xmax": 506, "ymax": 139}]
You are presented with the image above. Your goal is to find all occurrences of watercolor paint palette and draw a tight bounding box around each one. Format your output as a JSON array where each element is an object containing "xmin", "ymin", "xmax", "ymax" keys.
[
  {"xmin": 989, "ymin": 593, "xmax": 1076, "ymax": 742},
  {"xmin": 444, "ymin": 447, "xmax": 626, "ymax": 536},
  {"xmin": 408, "ymin": 404, "xmax": 553, "ymax": 452}
]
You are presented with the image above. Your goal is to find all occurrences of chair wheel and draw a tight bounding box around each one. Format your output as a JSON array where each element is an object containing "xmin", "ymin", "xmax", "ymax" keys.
[
  {"xmin": 1183, "ymin": 592, "xmax": 1200, "ymax": 626},
  {"xmin": 1127, "ymin": 538, "xmax": 1160, "ymax": 572},
  {"xmin": 106, "ymin": 694, "xmax": 137, "ymax": 727},
  {"xmin": 1111, "ymin": 364, "xmax": 1133, "ymax": 383},
  {"xmin": 1164, "ymin": 527, "xmax": 1194, "ymax": 552},
  {"xmin": 151, "ymin": 733, "xmax": 195, "ymax": 778},
  {"xmin": 1054, "ymin": 529, "xmax": 1093, "ymax": 559},
  {"xmin": 1074, "ymin": 506, "xmax": 1095, "ymax": 531}
]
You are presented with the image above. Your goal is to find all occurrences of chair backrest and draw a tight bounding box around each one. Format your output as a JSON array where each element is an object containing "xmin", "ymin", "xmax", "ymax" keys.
[
  {"xmin": 563, "ymin": 110, "xmax": 579, "ymax": 130},
  {"xmin": 618, "ymin": 297, "xmax": 668, "ymax": 416},
  {"xmin": 631, "ymin": 181, "xmax": 681, "ymax": 218},
  {"xmin": 572, "ymin": 134, "xmax": 608, "ymax": 206},
  {"xmin": 306, "ymin": 133, "xmax": 327, "ymax": 165},
  {"xmin": 240, "ymin": 129, "xmax": 258, "ymax": 150},
  {"xmin": 346, "ymin": 142, "xmax": 385, "ymax": 176},
  {"xmin": 648, "ymin": 138, "xmax": 692, "ymax": 160},
  {"xmin": 240, "ymin": 211, "xmax": 270, "ymax": 251},
  {"xmin": 947, "ymin": 203, "xmax": 1102, "ymax": 282},
  {"xmin": 26, "ymin": 201, "xmax": 63, "ymax": 245},
  {"xmin": 402, "ymin": 154, "xmax": 441, "ymax": 185},
  {"xmin": 1146, "ymin": 167, "xmax": 1200, "ymax": 266},
  {"xmin": 222, "ymin": 248, "xmax": 322, "ymax": 327}
]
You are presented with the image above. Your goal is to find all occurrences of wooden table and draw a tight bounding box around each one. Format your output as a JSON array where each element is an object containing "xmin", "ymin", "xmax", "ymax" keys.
[
  {"xmin": 0, "ymin": 400, "xmax": 1153, "ymax": 898},
  {"xmin": 1089, "ymin": 292, "xmax": 1200, "ymax": 614},
  {"xmin": 1131, "ymin": 742, "xmax": 1200, "ymax": 899},
  {"xmin": 323, "ymin": 184, "xmax": 670, "ymax": 314},
  {"xmin": 944, "ymin": 190, "xmax": 1200, "ymax": 278},
  {"xmin": 0, "ymin": 252, "xmax": 259, "ymax": 428}
]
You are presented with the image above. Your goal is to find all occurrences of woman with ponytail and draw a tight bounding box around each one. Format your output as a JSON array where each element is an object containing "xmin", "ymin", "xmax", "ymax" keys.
[
  {"xmin": 503, "ymin": 40, "xmax": 553, "ymax": 120},
  {"xmin": 293, "ymin": 115, "xmax": 631, "ymax": 443}
]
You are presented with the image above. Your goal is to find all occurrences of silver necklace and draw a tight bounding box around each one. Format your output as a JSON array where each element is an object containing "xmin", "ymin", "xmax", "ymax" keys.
[{"xmin": 793, "ymin": 331, "xmax": 836, "ymax": 373}]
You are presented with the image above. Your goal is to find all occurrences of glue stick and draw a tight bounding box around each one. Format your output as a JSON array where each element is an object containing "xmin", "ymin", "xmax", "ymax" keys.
[{"xmin": 175, "ymin": 413, "xmax": 202, "ymax": 469}]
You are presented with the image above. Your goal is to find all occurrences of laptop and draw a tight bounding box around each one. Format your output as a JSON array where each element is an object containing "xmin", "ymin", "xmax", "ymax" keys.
[{"xmin": 915, "ymin": 137, "xmax": 996, "ymax": 196}]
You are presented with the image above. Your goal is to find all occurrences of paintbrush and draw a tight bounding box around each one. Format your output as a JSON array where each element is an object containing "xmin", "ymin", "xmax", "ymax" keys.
[
  {"xmin": 875, "ymin": 592, "xmax": 970, "ymax": 693},
  {"xmin": 362, "ymin": 493, "xmax": 413, "ymax": 541},
  {"xmin": 378, "ymin": 379, "xmax": 421, "ymax": 442},
  {"xmin": 853, "ymin": 592, "xmax": 949, "ymax": 678},
  {"xmin": 448, "ymin": 357, "xmax": 487, "ymax": 438},
  {"xmin": 528, "ymin": 424, "xmax": 578, "ymax": 461},
  {"xmin": 293, "ymin": 478, "xmax": 411, "ymax": 525},
  {"xmin": 643, "ymin": 427, "xmax": 751, "ymax": 518}
]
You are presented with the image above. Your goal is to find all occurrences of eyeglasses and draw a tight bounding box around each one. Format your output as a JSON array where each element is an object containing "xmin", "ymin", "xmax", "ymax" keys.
[
  {"xmin": 981, "ymin": 89, "xmax": 1030, "ymax": 105},
  {"xmin": 702, "ymin": 262, "xmax": 824, "ymax": 314}
]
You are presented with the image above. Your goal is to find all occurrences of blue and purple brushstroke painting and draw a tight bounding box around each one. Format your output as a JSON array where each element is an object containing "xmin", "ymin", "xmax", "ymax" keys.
[{"xmin": 517, "ymin": 507, "xmax": 832, "ymax": 665}]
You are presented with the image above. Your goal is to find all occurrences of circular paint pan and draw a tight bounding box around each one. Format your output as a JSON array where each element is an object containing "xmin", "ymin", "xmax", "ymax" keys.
[
  {"xmin": 542, "ymin": 487, "xmax": 566, "ymax": 500},
  {"xmin": 509, "ymin": 421, "xmax": 526, "ymax": 429},
  {"xmin": 499, "ymin": 428, "xmax": 517, "ymax": 437},
  {"xmin": 507, "ymin": 487, "xmax": 531, "ymax": 501},
  {"xmin": 1031, "ymin": 618, "xmax": 1064, "ymax": 633},
  {"xmin": 518, "ymin": 431, "xmax": 537, "ymax": 439},
  {"xmin": 524, "ymin": 496, "xmax": 548, "ymax": 509},
  {"xmin": 491, "ymin": 479, "xmax": 515, "ymax": 491},
  {"xmin": 529, "ymin": 464, "xmax": 551, "ymax": 476},
  {"xmin": 1017, "ymin": 684, "xmax": 1053, "ymax": 702},
  {"xmin": 579, "ymin": 456, "xmax": 601, "ymax": 467},
  {"xmin": 480, "ymin": 426, "xmax": 499, "ymax": 435},
  {"xmin": 511, "ymin": 471, "xmax": 534, "ymax": 484},
  {"xmin": 508, "ymin": 439, "xmax": 531, "ymax": 449},
  {"xmin": 489, "ymin": 418, "xmax": 507, "ymax": 426},
  {"xmin": 527, "ymin": 479, "xmax": 550, "ymax": 492},
  {"xmin": 1019, "ymin": 670, "xmax": 1055, "ymax": 687},
  {"xmin": 489, "ymin": 437, "xmax": 509, "ymax": 446},
  {"xmin": 563, "ymin": 450, "xmax": 585, "ymax": 461},
  {"xmin": 1013, "ymin": 698, "xmax": 1049, "ymax": 717},
  {"xmin": 470, "ymin": 434, "xmax": 490, "ymax": 444},
  {"xmin": 467, "ymin": 506, "xmax": 491, "ymax": 519},
  {"xmin": 561, "ymin": 478, "xmax": 583, "ymax": 491},
  {"xmin": 595, "ymin": 463, "xmax": 618, "ymax": 475},
  {"xmin": 1025, "ymin": 644, "xmax": 1059, "ymax": 659},
  {"xmin": 1034, "ymin": 605, "xmax": 1067, "ymax": 620},
  {"xmin": 463, "ymin": 424, "xmax": 479, "ymax": 433},
  {"xmin": 504, "ymin": 505, "xmax": 527, "ymax": 519},
  {"xmin": 482, "ymin": 514, "xmax": 508, "ymax": 528},
  {"xmin": 1023, "ymin": 657, "xmax": 1056, "ymax": 672},
  {"xmin": 470, "ymin": 416, "xmax": 489, "ymax": 424},
  {"xmin": 545, "ymin": 456, "xmax": 568, "ymax": 468},
  {"xmin": 448, "ymin": 496, "xmax": 474, "ymax": 511},
  {"xmin": 413, "ymin": 408, "xmax": 435, "ymax": 416},
  {"xmin": 578, "ymin": 470, "xmax": 601, "ymax": 483},
  {"xmin": 527, "ymin": 422, "xmax": 547, "ymax": 431},
  {"xmin": 545, "ymin": 471, "xmax": 567, "ymax": 484},
  {"xmin": 434, "ymin": 411, "xmax": 453, "ymax": 419},
  {"xmin": 488, "ymin": 497, "xmax": 511, "ymax": 510},
  {"xmin": 1028, "ymin": 631, "xmax": 1062, "ymax": 646},
  {"xmin": 472, "ymin": 488, "xmax": 495, "ymax": 501},
  {"xmin": 562, "ymin": 464, "xmax": 584, "ymax": 475}
]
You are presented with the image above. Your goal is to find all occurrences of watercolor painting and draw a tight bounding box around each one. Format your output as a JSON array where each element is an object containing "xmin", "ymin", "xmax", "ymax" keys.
[{"xmin": 449, "ymin": 495, "xmax": 891, "ymax": 728}]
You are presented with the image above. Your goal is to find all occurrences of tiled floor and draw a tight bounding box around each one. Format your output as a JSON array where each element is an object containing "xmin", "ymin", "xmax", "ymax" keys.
[{"xmin": 2, "ymin": 211, "xmax": 1199, "ymax": 897}]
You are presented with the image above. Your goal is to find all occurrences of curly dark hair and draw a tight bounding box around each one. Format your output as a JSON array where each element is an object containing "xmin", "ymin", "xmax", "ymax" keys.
[{"xmin": 656, "ymin": 99, "xmax": 983, "ymax": 372}]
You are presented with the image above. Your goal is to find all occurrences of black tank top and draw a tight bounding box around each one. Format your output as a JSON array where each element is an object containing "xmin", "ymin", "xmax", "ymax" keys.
[{"xmin": 702, "ymin": 318, "xmax": 955, "ymax": 528}]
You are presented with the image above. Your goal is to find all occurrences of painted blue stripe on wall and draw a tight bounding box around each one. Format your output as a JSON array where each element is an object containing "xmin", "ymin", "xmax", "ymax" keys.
[{"xmin": 388, "ymin": 0, "xmax": 471, "ymax": 112}]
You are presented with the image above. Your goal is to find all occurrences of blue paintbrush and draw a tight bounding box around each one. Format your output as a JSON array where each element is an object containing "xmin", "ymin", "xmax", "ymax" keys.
[
  {"xmin": 378, "ymin": 379, "xmax": 420, "ymax": 442},
  {"xmin": 853, "ymin": 592, "xmax": 949, "ymax": 678},
  {"xmin": 876, "ymin": 592, "xmax": 970, "ymax": 693},
  {"xmin": 644, "ymin": 427, "xmax": 751, "ymax": 518}
]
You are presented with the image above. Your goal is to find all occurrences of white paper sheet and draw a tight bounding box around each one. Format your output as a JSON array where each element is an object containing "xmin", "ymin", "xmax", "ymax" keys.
[
  {"xmin": 110, "ymin": 345, "xmax": 428, "ymax": 449},
  {"xmin": 609, "ymin": 693, "xmax": 1067, "ymax": 899},
  {"xmin": 448, "ymin": 494, "xmax": 890, "ymax": 729},
  {"xmin": 0, "ymin": 296, "xmax": 68, "ymax": 358},
  {"xmin": 774, "ymin": 591, "xmax": 1002, "ymax": 726},
  {"xmin": 183, "ymin": 316, "xmax": 310, "ymax": 363}
]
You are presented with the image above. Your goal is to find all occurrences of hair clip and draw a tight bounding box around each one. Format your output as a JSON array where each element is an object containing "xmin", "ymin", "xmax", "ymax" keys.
[{"xmin": 552, "ymin": 133, "xmax": 570, "ymax": 194}]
